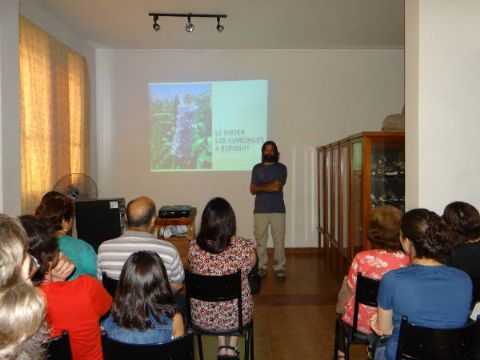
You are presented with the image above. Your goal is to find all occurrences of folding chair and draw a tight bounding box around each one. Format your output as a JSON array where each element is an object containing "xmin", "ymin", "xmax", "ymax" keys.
[
  {"xmin": 185, "ymin": 269, "xmax": 254, "ymax": 360},
  {"xmin": 102, "ymin": 271, "xmax": 118, "ymax": 296},
  {"xmin": 46, "ymin": 331, "xmax": 73, "ymax": 360},
  {"xmin": 333, "ymin": 273, "xmax": 380, "ymax": 360},
  {"xmin": 394, "ymin": 316, "xmax": 479, "ymax": 360},
  {"xmin": 102, "ymin": 330, "xmax": 194, "ymax": 360}
]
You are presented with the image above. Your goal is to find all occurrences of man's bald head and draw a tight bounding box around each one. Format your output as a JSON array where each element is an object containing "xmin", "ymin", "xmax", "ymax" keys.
[{"xmin": 126, "ymin": 196, "xmax": 156, "ymax": 230}]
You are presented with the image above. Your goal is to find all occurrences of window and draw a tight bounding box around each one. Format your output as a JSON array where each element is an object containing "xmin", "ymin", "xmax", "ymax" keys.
[{"xmin": 19, "ymin": 16, "xmax": 90, "ymax": 213}]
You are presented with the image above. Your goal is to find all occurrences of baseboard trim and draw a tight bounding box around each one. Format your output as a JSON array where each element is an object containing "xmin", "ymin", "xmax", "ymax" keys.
[{"xmin": 267, "ymin": 247, "xmax": 320, "ymax": 255}]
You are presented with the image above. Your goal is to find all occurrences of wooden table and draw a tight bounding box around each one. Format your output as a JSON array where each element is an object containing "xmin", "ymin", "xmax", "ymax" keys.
[{"xmin": 155, "ymin": 208, "xmax": 196, "ymax": 266}]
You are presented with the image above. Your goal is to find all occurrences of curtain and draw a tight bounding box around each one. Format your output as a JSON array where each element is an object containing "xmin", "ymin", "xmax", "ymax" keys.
[{"xmin": 19, "ymin": 16, "xmax": 90, "ymax": 213}]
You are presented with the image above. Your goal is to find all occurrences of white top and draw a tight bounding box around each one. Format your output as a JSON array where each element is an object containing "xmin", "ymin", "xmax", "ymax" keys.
[{"xmin": 97, "ymin": 230, "xmax": 184, "ymax": 284}]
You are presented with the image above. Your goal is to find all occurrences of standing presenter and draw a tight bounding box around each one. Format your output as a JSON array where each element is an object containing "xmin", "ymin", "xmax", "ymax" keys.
[{"xmin": 250, "ymin": 141, "xmax": 287, "ymax": 279}]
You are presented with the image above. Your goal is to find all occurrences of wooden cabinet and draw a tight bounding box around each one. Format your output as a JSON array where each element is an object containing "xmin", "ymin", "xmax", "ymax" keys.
[{"xmin": 317, "ymin": 132, "xmax": 405, "ymax": 268}]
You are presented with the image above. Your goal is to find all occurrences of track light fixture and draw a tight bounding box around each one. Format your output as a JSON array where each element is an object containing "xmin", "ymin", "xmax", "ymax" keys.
[{"xmin": 148, "ymin": 12, "xmax": 227, "ymax": 33}]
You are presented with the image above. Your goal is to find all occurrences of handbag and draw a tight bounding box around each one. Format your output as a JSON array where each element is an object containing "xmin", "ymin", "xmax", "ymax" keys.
[{"xmin": 336, "ymin": 275, "xmax": 351, "ymax": 314}]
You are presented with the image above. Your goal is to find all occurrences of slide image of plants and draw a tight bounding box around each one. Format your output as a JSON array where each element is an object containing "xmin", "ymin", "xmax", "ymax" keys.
[{"xmin": 150, "ymin": 83, "xmax": 212, "ymax": 170}]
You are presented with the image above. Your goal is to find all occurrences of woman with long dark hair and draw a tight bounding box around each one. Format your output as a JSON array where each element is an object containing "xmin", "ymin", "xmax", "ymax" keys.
[
  {"xmin": 371, "ymin": 209, "xmax": 471, "ymax": 360},
  {"xmin": 102, "ymin": 251, "xmax": 184, "ymax": 344},
  {"xmin": 188, "ymin": 197, "xmax": 256, "ymax": 360}
]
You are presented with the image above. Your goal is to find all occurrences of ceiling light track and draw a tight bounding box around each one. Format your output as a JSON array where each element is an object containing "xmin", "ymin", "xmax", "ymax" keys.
[{"xmin": 149, "ymin": 12, "xmax": 227, "ymax": 33}]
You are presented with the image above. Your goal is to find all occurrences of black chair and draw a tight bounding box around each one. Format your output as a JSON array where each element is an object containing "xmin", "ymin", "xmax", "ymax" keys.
[
  {"xmin": 102, "ymin": 330, "xmax": 194, "ymax": 360},
  {"xmin": 102, "ymin": 271, "xmax": 118, "ymax": 296},
  {"xmin": 333, "ymin": 273, "xmax": 380, "ymax": 360},
  {"xmin": 46, "ymin": 331, "xmax": 73, "ymax": 360},
  {"xmin": 471, "ymin": 277, "xmax": 480, "ymax": 309},
  {"xmin": 395, "ymin": 316, "xmax": 479, "ymax": 360},
  {"xmin": 185, "ymin": 269, "xmax": 254, "ymax": 360}
]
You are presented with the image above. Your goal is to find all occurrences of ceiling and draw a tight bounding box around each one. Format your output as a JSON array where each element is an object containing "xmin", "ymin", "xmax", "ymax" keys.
[{"xmin": 34, "ymin": 0, "xmax": 405, "ymax": 49}]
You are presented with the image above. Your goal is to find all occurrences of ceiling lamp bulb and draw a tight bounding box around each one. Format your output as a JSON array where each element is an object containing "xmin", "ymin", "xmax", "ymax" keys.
[
  {"xmin": 152, "ymin": 15, "xmax": 160, "ymax": 32},
  {"xmin": 216, "ymin": 17, "xmax": 224, "ymax": 32},
  {"xmin": 186, "ymin": 16, "xmax": 194, "ymax": 32}
]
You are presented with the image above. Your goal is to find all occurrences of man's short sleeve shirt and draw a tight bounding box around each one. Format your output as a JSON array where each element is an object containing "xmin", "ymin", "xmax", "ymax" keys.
[{"xmin": 251, "ymin": 162, "xmax": 287, "ymax": 213}]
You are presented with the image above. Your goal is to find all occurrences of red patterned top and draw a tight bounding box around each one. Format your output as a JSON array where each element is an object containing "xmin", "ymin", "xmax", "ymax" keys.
[
  {"xmin": 341, "ymin": 249, "xmax": 410, "ymax": 334},
  {"xmin": 188, "ymin": 236, "xmax": 255, "ymax": 331}
]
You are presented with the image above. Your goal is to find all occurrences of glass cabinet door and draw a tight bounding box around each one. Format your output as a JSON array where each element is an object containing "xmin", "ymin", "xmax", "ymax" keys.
[
  {"xmin": 340, "ymin": 142, "xmax": 349, "ymax": 257},
  {"xmin": 370, "ymin": 141, "xmax": 405, "ymax": 212},
  {"xmin": 325, "ymin": 147, "xmax": 332, "ymax": 243},
  {"xmin": 333, "ymin": 144, "xmax": 339, "ymax": 247},
  {"xmin": 317, "ymin": 147, "xmax": 325, "ymax": 247},
  {"xmin": 351, "ymin": 140, "xmax": 363, "ymax": 257}
]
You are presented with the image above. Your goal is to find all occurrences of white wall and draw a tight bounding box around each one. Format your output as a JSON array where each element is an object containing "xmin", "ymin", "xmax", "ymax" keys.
[
  {"xmin": 96, "ymin": 49, "xmax": 404, "ymax": 247},
  {"xmin": 0, "ymin": 0, "xmax": 21, "ymax": 214},
  {"xmin": 405, "ymin": 0, "xmax": 480, "ymax": 213}
]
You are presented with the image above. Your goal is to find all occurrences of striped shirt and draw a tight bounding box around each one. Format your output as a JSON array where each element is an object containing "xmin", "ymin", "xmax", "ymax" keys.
[{"xmin": 97, "ymin": 231, "xmax": 184, "ymax": 284}]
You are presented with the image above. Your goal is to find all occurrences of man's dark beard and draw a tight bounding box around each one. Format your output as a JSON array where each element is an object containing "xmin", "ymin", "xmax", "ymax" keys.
[{"xmin": 262, "ymin": 154, "xmax": 278, "ymax": 163}]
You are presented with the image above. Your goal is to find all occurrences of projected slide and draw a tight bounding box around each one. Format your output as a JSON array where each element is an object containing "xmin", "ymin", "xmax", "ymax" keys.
[{"xmin": 149, "ymin": 80, "xmax": 268, "ymax": 171}]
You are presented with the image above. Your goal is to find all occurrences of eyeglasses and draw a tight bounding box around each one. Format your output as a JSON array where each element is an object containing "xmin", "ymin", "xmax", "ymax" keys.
[{"xmin": 28, "ymin": 254, "xmax": 40, "ymax": 279}]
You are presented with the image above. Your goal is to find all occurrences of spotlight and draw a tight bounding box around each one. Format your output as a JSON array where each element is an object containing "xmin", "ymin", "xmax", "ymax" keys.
[
  {"xmin": 152, "ymin": 15, "xmax": 160, "ymax": 32},
  {"xmin": 216, "ymin": 17, "xmax": 224, "ymax": 32},
  {"xmin": 185, "ymin": 16, "xmax": 194, "ymax": 32}
]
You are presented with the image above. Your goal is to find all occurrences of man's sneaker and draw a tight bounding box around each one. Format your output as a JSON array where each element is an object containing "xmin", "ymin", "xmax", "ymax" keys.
[
  {"xmin": 275, "ymin": 270, "xmax": 286, "ymax": 279},
  {"xmin": 258, "ymin": 268, "xmax": 267, "ymax": 277}
]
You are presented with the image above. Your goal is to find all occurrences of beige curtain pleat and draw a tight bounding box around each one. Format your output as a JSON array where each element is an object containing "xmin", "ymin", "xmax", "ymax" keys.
[{"xmin": 19, "ymin": 16, "xmax": 90, "ymax": 214}]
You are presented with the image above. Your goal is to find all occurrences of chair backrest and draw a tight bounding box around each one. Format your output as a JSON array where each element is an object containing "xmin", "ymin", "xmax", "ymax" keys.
[
  {"xmin": 471, "ymin": 276, "xmax": 480, "ymax": 308},
  {"xmin": 351, "ymin": 273, "xmax": 380, "ymax": 334},
  {"xmin": 102, "ymin": 331, "xmax": 194, "ymax": 360},
  {"xmin": 102, "ymin": 271, "xmax": 118, "ymax": 296},
  {"xmin": 185, "ymin": 269, "xmax": 243, "ymax": 331},
  {"xmin": 395, "ymin": 316, "xmax": 479, "ymax": 360},
  {"xmin": 46, "ymin": 331, "xmax": 73, "ymax": 360}
]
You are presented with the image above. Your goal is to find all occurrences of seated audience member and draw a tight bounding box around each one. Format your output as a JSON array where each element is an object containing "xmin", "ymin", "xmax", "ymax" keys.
[
  {"xmin": 0, "ymin": 284, "xmax": 46, "ymax": 360},
  {"xmin": 371, "ymin": 209, "xmax": 472, "ymax": 360},
  {"xmin": 20, "ymin": 215, "xmax": 112, "ymax": 360},
  {"xmin": 0, "ymin": 214, "xmax": 47, "ymax": 360},
  {"xmin": 97, "ymin": 196, "xmax": 184, "ymax": 292},
  {"xmin": 336, "ymin": 206, "xmax": 410, "ymax": 358},
  {"xmin": 102, "ymin": 251, "xmax": 184, "ymax": 344},
  {"xmin": 35, "ymin": 191, "xmax": 97, "ymax": 279},
  {"xmin": 188, "ymin": 197, "xmax": 256, "ymax": 360},
  {"xmin": 442, "ymin": 201, "xmax": 480, "ymax": 277}
]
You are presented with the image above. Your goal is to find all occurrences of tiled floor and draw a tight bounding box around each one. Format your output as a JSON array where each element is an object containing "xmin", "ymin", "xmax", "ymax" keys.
[{"xmin": 195, "ymin": 251, "xmax": 367, "ymax": 360}]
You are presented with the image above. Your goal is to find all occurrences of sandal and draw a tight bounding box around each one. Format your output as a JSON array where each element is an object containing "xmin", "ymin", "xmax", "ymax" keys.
[{"xmin": 217, "ymin": 345, "xmax": 240, "ymax": 360}]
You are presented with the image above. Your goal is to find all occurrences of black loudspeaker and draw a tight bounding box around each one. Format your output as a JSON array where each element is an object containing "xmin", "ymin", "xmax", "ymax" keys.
[{"xmin": 75, "ymin": 198, "xmax": 126, "ymax": 252}]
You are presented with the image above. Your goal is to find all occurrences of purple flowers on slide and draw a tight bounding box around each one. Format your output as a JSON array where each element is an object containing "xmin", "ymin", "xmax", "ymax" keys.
[
  {"xmin": 170, "ymin": 98, "xmax": 198, "ymax": 167},
  {"xmin": 149, "ymin": 83, "xmax": 212, "ymax": 170}
]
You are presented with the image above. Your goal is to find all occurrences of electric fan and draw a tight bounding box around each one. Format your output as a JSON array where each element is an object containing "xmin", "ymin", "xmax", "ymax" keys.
[{"xmin": 52, "ymin": 173, "xmax": 98, "ymax": 201}]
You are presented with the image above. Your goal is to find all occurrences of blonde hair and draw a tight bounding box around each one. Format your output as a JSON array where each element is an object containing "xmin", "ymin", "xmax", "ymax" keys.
[
  {"xmin": 0, "ymin": 283, "xmax": 46, "ymax": 359},
  {"xmin": 0, "ymin": 214, "xmax": 29, "ymax": 287}
]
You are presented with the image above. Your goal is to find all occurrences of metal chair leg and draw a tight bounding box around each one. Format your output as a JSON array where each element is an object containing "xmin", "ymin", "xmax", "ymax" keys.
[
  {"xmin": 250, "ymin": 325, "xmax": 254, "ymax": 360},
  {"xmin": 245, "ymin": 330, "xmax": 250, "ymax": 360},
  {"xmin": 197, "ymin": 334, "xmax": 204, "ymax": 360},
  {"xmin": 334, "ymin": 318, "xmax": 340, "ymax": 360}
]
